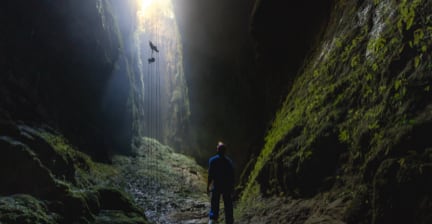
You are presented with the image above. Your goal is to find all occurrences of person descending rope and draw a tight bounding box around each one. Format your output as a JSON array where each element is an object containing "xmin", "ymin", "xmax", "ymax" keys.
[
  {"xmin": 207, "ymin": 142, "xmax": 234, "ymax": 224},
  {"xmin": 148, "ymin": 41, "xmax": 159, "ymax": 64},
  {"xmin": 149, "ymin": 41, "xmax": 159, "ymax": 53}
]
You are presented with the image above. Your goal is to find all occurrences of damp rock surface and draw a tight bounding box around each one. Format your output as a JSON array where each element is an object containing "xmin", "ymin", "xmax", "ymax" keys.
[
  {"xmin": 237, "ymin": 0, "xmax": 432, "ymax": 223},
  {"xmin": 0, "ymin": 124, "xmax": 149, "ymax": 224},
  {"xmin": 113, "ymin": 137, "xmax": 211, "ymax": 224}
]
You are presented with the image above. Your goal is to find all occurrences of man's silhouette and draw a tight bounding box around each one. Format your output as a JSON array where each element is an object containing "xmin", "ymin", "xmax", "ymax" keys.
[{"xmin": 207, "ymin": 142, "xmax": 234, "ymax": 224}]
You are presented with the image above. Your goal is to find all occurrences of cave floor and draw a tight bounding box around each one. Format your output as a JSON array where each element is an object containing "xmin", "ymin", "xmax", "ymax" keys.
[
  {"xmin": 108, "ymin": 139, "xmax": 350, "ymax": 224},
  {"xmin": 112, "ymin": 138, "xmax": 213, "ymax": 224}
]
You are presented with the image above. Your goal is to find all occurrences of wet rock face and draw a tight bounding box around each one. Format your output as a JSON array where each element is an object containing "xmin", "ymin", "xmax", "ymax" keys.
[
  {"xmin": 0, "ymin": 137, "xmax": 58, "ymax": 197},
  {"xmin": 0, "ymin": 0, "xmax": 132, "ymax": 159},
  {"xmin": 251, "ymin": 0, "xmax": 333, "ymax": 113},
  {"xmin": 0, "ymin": 123, "xmax": 149, "ymax": 224},
  {"xmin": 371, "ymin": 157, "xmax": 432, "ymax": 224},
  {"xmin": 251, "ymin": 0, "xmax": 332, "ymax": 66},
  {"xmin": 239, "ymin": 0, "xmax": 432, "ymax": 222},
  {"xmin": 257, "ymin": 124, "xmax": 345, "ymax": 198}
]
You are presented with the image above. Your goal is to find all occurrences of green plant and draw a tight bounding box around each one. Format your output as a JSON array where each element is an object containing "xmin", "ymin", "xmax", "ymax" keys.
[
  {"xmin": 398, "ymin": 0, "xmax": 423, "ymax": 32},
  {"xmin": 339, "ymin": 130, "xmax": 350, "ymax": 143}
]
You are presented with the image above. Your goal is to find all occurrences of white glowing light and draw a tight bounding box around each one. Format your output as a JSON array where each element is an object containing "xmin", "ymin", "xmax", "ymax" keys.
[
  {"xmin": 136, "ymin": 0, "xmax": 175, "ymax": 33},
  {"xmin": 139, "ymin": 0, "xmax": 157, "ymax": 14},
  {"xmin": 137, "ymin": 0, "xmax": 173, "ymax": 19}
]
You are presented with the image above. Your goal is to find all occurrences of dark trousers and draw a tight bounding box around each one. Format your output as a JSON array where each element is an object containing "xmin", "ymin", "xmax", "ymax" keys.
[{"xmin": 209, "ymin": 189, "xmax": 233, "ymax": 224}]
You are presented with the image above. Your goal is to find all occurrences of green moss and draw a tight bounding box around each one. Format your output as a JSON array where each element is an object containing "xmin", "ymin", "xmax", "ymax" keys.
[
  {"xmin": 339, "ymin": 130, "xmax": 350, "ymax": 143},
  {"xmin": 39, "ymin": 131, "xmax": 119, "ymax": 187},
  {"xmin": 241, "ymin": 106, "xmax": 302, "ymax": 199},
  {"xmin": 236, "ymin": 181, "xmax": 263, "ymax": 220},
  {"xmin": 2, "ymin": 127, "xmax": 147, "ymax": 223},
  {"xmin": 0, "ymin": 195, "xmax": 58, "ymax": 224},
  {"xmin": 397, "ymin": 0, "xmax": 423, "ymax": 32},
  {"xmin": 238, "ymin": 0, "xmax": 432, "ymax": 221},
  {"xmin": 240, "ymin": 0, "xmax": 432, "ymax": 214},
  {"xmin": 121, "ymin": 137, "xmax": 206, "ymax": 194}
]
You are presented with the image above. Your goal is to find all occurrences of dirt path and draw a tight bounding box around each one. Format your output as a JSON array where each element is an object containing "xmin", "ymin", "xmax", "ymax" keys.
[{"xmin": 113, "ymin": 138, "xmax": 210, "ymax": 224}]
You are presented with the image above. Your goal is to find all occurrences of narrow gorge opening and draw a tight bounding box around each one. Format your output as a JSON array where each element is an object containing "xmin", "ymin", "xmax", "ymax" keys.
[{"xmin": 5, "ymin": 0, "xmax": 432, "ymax": 224}]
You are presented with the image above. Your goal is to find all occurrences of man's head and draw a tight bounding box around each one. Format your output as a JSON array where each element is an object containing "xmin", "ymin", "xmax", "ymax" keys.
[{"xmin": 217, "ymin": 141, "xmax": 226, "ymax": 154}]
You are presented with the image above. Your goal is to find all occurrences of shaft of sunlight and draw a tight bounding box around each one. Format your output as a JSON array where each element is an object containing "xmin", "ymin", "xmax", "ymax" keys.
[{"xmin": 132, "ymin": 0, "xmax": 190, "ymax": 146}]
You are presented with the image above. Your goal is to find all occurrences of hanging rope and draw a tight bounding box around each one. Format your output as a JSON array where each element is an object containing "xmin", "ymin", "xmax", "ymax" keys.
[
  {"xmin": 155, "ymin": 15, "xmax": 161, "ymax": 213},
  {"xmin": 156, "ymin": 21, "xmax": 161, "ymax": 143},
  {"xmin": 143, "ymin": 13, "xmax": 164, "ymax": 206}
]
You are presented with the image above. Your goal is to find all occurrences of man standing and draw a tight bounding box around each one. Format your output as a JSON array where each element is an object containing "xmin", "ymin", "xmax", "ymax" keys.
[{"xmin": 207, "ymin": 141, "xmax": 234, "ymax": 224}]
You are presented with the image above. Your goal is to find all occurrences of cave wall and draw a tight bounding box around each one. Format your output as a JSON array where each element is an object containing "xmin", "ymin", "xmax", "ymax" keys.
[
  {"xmin": 240, "ymin": 0, "xmax": 432, "ymax": 223},
  {"xmin": 172, "ymin": 0, "xmax": 263, "ymax": 168},
  {"xmin": 0, "ymin": 0, "xmax": 137, "ymax": 159},
  {"xmin": 250, "ymin": 0, "xmax": 333, "ymax": 115},
  {"xmin": 172, "ymin": 0, "xmax": 332, "ymax": 176}
]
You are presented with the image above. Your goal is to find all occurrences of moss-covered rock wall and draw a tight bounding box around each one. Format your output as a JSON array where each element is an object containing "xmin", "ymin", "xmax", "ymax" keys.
[
  {"xmin": 239, "ymin": 0, "xmax": 432, "ymax": 223},
  {"xmin": 0, "ymin": 123, "xmax": 148, "ymax": 223}
]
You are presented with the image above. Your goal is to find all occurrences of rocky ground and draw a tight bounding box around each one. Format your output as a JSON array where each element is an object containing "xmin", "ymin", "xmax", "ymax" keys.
[
  {"xmin": 235, "ymin": 188, "xmax": 349, "ymax": 224},
  {"xmin": 113, "ymin": 137, "xmax": 212, "ymax": 224},
  {"xmin": 0, "ymin": 125, "xmax": 227, "ymax": 224}
]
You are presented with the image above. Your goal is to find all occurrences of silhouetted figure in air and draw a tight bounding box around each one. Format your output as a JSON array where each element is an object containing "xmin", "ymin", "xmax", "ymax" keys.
[
  {"xmin": 149, "ymin": 41, "xmax": 159, "ymax": 53},
  {"xmin": 148, "ymin": 41, "xmax": 159, "ymax": 64},
  {"xmin": 207, "ymin": 142, "xmax": 234, "ymax": 224}
]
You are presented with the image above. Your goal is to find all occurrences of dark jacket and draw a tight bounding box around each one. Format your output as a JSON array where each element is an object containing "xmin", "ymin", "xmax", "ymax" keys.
[{"xmin": 208, "ymin": 153, "xmax": 234, "ymax": 192}]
